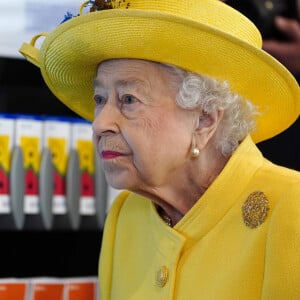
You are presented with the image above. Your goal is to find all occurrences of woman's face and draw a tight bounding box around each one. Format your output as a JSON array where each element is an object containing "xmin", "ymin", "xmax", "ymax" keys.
[{"xmin": 92, "ymin": 59, "xmax": 196, "ymax": 192}]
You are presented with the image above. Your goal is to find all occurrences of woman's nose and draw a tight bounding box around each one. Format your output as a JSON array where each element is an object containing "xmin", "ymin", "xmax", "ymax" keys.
[{"xmin": 92, "ymin": 101, "xmax": 120, "ymax": 136}]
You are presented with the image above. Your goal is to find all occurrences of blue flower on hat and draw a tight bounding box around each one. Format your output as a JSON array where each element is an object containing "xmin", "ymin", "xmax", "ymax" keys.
[
  {"xmin": 60, "ymin": 11, "xmax": 78, "ymax": 24},
  {"xmin": 60, "ymin": 1, "xmax": 95, "ymax": 24}
]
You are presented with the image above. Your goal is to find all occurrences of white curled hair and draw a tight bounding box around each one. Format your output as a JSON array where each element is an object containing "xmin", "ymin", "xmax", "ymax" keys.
[{"xmin": 161, "ymin": 63, "xmax": 258, "ymax": 157}]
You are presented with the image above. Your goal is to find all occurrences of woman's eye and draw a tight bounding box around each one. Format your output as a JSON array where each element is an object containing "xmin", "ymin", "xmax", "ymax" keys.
[
  {"xmin": 121, "ymin": 94, "xmax": 137, "ymax": 105},
  {"xmin": 93, "ymin": 95, "xmax": 106, "ymax": 105}
]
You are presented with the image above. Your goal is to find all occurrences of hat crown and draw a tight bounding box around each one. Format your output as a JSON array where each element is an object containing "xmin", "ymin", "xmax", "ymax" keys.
[
  {"xmin": 19, "ymin": 0, "xmax": 299, "ymax": 143},
  {"xmin": 108, "ymin": 0, "xmax": 262, "ymax": 48}
]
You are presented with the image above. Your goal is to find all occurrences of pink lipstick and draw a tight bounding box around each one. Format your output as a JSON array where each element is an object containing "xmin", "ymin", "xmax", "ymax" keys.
[{"xmin": 101, "ymin": 150, "xmax": 124, "ymax": 159}]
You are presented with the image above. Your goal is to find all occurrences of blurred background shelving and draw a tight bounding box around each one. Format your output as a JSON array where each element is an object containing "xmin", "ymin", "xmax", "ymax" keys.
[{"xmin": 0, "ymin": 56, "xmax": 103, "ymax": 279}]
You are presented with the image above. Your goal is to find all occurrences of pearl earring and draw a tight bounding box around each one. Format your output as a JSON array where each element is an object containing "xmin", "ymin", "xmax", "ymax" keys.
[
  {"xmin": 191, "ymin": 147, "xmax": 200, "ymax": 158},
  {"xmin": 191, "ymin": 134, "xmax": 200, "ymax": 158}
]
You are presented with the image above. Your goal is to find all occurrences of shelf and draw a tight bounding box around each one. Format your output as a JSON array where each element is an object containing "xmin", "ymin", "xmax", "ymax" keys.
[{"xmin": 0, "ymin": 230, "xmax": 102, "ymax": 277}]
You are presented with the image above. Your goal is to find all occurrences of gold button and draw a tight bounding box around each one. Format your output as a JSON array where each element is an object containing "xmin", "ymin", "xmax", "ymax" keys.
[{"xmin": 155, "ymin": 266, "xmax": 169, "ymax": 287}]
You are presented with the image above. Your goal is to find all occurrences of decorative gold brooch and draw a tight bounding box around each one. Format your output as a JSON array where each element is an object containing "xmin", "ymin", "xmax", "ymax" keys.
[
  {"xmin": 90, "ymin": 0, "xmax": 113, "ymax": 11},
  {"xmin": 60, "ymin": 0, "xmax": 131, "ymax": 24},
  {"xmin": 242, "ymin": 191, "xmax": 269, "ymax": 228},
  {"xmin": 90, "ymin": 0, "xmax": 130, "ymax": 11}
]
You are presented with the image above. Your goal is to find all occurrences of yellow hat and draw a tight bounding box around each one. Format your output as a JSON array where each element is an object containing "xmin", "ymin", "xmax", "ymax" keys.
[{"xmin": 19, "ymin": 0, "xmax": 300, "ymax": 143}]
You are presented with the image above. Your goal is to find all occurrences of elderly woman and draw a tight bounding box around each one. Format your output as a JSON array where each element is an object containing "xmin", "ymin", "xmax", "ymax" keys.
[{"xmin": 20, "ymin": 0, "xmax": 300, "ymax": 299}]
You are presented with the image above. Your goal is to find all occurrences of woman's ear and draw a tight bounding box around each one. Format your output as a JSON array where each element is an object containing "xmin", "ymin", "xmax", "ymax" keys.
[{"xmin": 194, "ymin": 110, "xmax": 224, "ymax": 149}]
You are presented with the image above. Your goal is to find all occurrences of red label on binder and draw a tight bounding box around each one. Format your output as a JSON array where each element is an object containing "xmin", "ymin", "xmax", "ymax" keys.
[
  {"xmin": 25, "ymin": 167, "xmax": 39, "ymax": 195},
  {"xmin": 0, "ymin": 168, "xmax": 9, "ymax": 195},
  {"xmin": 81, "ymin": 171, "xmax": 94, "ymax": 197},
  {"xmin": 0, "ymin": 282, "xmax": 27, "ymax": 300},
  {"xmin": 53, "ymin": 169, "xmax": 66, "ymax": 196},
  {"xmin": 67, "ymin": 282, "xmax": 96, "ymax": 300},
  {"xmin": 0, "ymin": 135, "xmax": 10, "ymax": 195},
  {"xmin": 32, "ymin": 283, "xmax": 64, "ymax": 300}
]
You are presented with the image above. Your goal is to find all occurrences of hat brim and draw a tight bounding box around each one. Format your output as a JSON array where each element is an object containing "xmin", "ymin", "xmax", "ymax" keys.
[{"xmin": 40, "ymin": 9, "xmax": 300, "ymax": 143}]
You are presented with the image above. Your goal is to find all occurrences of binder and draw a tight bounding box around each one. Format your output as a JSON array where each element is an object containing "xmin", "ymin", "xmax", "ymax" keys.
[
  {"xmin": 0, "ymin": 114, "xmax": 25, "ymax": 230},
  {"xmin": 0, "ymin": 278, "xmax": 28, "ymax": 300},
  {"xmin": 71, "ymin": 119, "xmax": 98, "ymax": 230},
  {"xmin": 15, "ymin": 114, "xmax": 51, "ymax": 230},
  {"xmin": 29, "ymin": 278, "xmax": 64, "ymax": 300},
  {"xmin": 44, "ymin": 117, "xmax": 80, "ymax": 230},
  {"xmin": 65, "ymin": 277, "xmax": 99, "ymax": 300}
]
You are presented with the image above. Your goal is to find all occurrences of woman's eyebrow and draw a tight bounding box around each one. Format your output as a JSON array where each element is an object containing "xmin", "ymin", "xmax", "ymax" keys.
[
  {"xmin": 92, "ymin": 78, "xmax": 103, "ymax": 89},
  {"xmin": 93, "ymin": 78, "xmax": 150, "ymax": 93},
  {"xmin": 116, "ymin": 78, "xmax": 149, "ymax": 91}
]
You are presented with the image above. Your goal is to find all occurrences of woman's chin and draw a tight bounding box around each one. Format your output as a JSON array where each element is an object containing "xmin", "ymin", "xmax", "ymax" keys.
[{"xmin": 105, "ymin": 174, "xmax": 134, "ymax": 191}]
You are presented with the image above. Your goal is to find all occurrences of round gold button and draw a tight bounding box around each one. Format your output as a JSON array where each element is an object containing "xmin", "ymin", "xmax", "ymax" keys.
[{"xmin": 155, "ymin": 266, "xmax": 169, "ymax": 287}]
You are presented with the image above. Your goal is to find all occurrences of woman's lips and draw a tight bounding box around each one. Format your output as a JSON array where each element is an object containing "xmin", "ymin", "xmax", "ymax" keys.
[{"xmin": 101, "ymin": 150, "xmax": 125, "ymax": 159}]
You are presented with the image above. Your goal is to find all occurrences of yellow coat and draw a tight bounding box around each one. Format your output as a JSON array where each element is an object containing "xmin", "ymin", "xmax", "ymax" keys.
[{"xmin": 99, "ymin": 136, "xmax": 300, "ymax": 299}]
